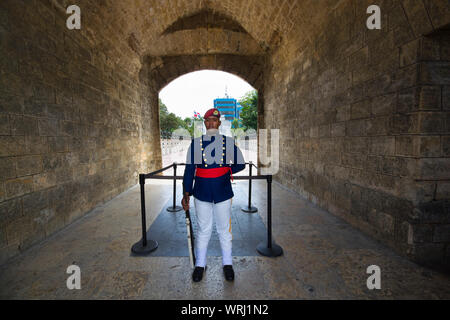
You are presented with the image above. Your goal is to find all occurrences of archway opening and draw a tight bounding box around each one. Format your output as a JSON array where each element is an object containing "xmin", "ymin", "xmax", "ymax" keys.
[{"xmin": 158, "ymin": 70, "xmax": 258, "ymax": 175}]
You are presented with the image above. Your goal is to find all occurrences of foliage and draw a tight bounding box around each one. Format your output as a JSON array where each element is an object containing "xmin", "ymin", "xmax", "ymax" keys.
[
  {"xmin": 160, "ymin": 99, "xmax": 190, "ymax": 138},
  {"xmin": 238, "ymin": 90, "xmax": 258, "ymax": 131},
  {"xmin": 159, "ymin": 99, "xmax": 206, "ymax": 138}
]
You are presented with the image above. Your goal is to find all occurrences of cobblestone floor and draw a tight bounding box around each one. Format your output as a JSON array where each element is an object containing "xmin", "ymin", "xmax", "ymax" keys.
[{"xmin": 1, "ymin": 178, "xmax": 449, "ymax": 300}]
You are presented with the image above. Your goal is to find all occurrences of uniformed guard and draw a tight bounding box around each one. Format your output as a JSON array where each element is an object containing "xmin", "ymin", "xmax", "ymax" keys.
[{"xmin": 182, "ymin": 108, "xmax": 245, "ymax": 282}]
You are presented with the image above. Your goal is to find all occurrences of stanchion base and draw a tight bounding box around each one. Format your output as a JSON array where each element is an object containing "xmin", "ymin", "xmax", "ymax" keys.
[
  {"xmin": 166, "ymin": 205, "xmax": 183, "ymax": 212},
  {"xmin": 256, "ymin": 241, "xmax": 283, "ymax": 257},
  {"xmin": 131, "ymin": 239, "xmax": 158, "ymax": 255},
  {"xmin": 241, "ymin": 206, "xmax": 258, "ymax": 213}
]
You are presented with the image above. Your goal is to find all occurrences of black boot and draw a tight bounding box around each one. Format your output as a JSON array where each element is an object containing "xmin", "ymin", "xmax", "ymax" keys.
[
  {"xmin": 192, "ymin": 266, "xmax": 206, "ymax": 282},
  {"xmin": 223, "ymin": 265, "xmax": 234, "ymax": 281}
]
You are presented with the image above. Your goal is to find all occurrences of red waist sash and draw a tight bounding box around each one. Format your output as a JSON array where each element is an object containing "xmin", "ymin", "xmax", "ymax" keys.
[{"xmin": 195, "ymin": 167, "xmax": 233, "ymax": 182}]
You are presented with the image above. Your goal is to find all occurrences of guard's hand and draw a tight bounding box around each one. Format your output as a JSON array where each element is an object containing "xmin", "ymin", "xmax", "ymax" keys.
[{"xmin": 181, "ymin": 194, "xmax": 190, "ymax": 211}]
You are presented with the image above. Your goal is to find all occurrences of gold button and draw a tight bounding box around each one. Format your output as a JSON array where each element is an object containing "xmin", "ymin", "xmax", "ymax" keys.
[
  {"xmin": 201, "ymin": 148, "xmax": 204, "ymax": 151},
  {"xmin": 220, "ymin": 164, "xmax": 222, "ymax": 167},
  {"xmin": 205, "ymin": 164, "xmax": 208, "ymax": 167},
  {"xmin": 222, "ymin": 153, "xmax": 224, "ymax": 156}
]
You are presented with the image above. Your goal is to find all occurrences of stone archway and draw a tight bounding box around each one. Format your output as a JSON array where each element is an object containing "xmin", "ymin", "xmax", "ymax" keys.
[{"xmin": 1, "ymin": 0, "xmax": 449, "ymax": 270}]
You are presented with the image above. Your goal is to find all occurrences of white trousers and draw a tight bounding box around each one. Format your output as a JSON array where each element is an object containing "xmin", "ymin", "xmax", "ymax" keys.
[{"xmin": 193, "ymin": 197, "xmax": 232, "ymax": 267}]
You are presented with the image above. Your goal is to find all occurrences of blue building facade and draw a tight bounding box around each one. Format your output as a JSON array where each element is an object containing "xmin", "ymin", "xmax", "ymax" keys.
[{"xmin": 214, "ymin": 98, "xmax": 243, "ymax": 127}]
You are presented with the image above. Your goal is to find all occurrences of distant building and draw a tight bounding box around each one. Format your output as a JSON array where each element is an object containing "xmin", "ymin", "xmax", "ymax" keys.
[{"xmin": 214, "ymin": 98, "xmax": 237, "ymax": 121}]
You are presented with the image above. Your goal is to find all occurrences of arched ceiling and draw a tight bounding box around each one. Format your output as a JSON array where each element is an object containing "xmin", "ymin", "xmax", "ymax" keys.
[
  {"xmin": 143, "ymin": 54, "xmax": 265, "ymax": 92},
  {"xmin": 52, "ymin": 0, "xmax": 344, "ymax": 85}
]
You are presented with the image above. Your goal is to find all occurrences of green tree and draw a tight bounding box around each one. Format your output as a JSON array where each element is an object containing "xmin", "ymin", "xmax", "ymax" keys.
[
  {"xmin": 159, "ymin": 99, "xmax": 189, "ymax": 138},
  {"xmin": 238, "ymin": 90, "xmax": 258, "ymax": 131}
]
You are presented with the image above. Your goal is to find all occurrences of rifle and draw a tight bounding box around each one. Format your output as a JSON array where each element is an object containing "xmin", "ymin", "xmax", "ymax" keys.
[{"xmin": 185, "ymin": 209, "xmax": 196, "ymax": 268}]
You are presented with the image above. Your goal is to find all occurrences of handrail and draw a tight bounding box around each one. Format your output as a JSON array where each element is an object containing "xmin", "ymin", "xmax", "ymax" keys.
[{"xmin": 145, "ymin": 163, "xmax": 175, "ymax": 177}]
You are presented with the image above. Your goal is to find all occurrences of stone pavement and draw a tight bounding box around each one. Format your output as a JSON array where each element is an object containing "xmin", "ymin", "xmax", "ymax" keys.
[{"xmin": 0, "ymin": 179, "xmax": 449, "ymax": 300}]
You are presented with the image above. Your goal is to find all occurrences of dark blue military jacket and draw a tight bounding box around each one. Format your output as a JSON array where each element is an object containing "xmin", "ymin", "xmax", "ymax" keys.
[{"xmin": 182, "ymin": 133, "xmax": 245, "ymax": 203}]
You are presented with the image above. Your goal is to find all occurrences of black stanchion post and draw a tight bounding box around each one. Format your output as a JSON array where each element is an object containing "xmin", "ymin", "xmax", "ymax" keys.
[
  {"xmin": 256, "ymin": 174, "xmax": 283, "ymax": 257},
  {"xmin": 241, "ymin": 161, "xmax": 258, "ymax": 213},
  {"xmin": 131, "ymin": 174, "xmax": 158, "ymax": 254},
  {"xmin": 167, "ymin": 162, "xmax": 182, "ymax": 212}
]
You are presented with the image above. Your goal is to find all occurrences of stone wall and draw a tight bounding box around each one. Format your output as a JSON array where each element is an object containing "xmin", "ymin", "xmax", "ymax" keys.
[
  {"xmin": 0, "ymin": 0, "xmax": 161, "ymax": 264},
  {"xmin": 263, "ymin": 0, "xmax": 450, "ymax": 269},
  {"xmin": 0, "ymin": 0, "xmax": 448, "ymax": 271}
]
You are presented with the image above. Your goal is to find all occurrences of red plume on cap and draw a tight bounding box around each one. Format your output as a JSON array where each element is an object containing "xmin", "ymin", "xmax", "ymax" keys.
[{"xmin": 204, "ymin": 108, "xmax": 221, "ymax": 119}]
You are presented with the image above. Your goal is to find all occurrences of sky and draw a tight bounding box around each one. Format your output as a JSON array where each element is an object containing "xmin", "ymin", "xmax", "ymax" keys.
[{"xmin": 159, "ymin": 70, "xmax": 255, "ymax": 120}]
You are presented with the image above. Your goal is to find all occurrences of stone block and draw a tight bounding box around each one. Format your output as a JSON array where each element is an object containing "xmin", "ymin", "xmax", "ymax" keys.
[
  {"xmin": 370, "ymin": 136, "xmax": 395, "ymax": 155},
  {"xmin": 24, "ymin": 101, "xmax": 48, "ymax": 117},
  {"xmin": 0, "ymin": 136, "xmax": 26, "ymax": 156},
  {"xmin": 10, "ymin": 115, "xmax": 39, "ymax": 136},
  {"xmin": 393, "ymin": 24, "xmax": 415, "ymax": 48},
  {"xmin": 391, "ymin": 113, "xmax": 420, "ymax": 134},
  {"xmin": 38, "ymin": 118, "xmax": 58, "ymax": 136},
  {"xmin": 388, "ymin": 3, "xmax": 410, "ymax": 30},
  {"xmin": 5, "ymin": 176, "xmax": 33, "ymax": 199},
  {"xmin": 395, "ymin": 135, "xmax": 418, "ymax": 156},
  {"xmin": 433, "ymin": 225, "xmax": 450, "ymax": 243},
  {"xmin": 331, "ymin": 122, "xmax": 345, "ymax": 137},
  {"xmin": 422, "ymin": 0, "xmax": 450, "ymax": 30},
  {"xmin": 48, "ymin": 136, "xmax": 67, "ymax": 153},
  {"xmin": 383, "ymin": 194, "xmax": 414, "ymax": 220},
  {"xmin": 32, "ymin": 171, "xmax": 57, "ymax": 191},
  {"xmin": 366, "ymin": 116, "xmax": 390, "ymax": 136},
  {"xmin": 417, "ymin": 158, "xmax": 450, "ymax": 180},
  {"xmin": 436, "ymin": 182, "xmax": 450, "ymax": 201},
  {"xmin": 0, "ymin": 113, "xmax": 9, "ymax": 135},
  {"xmin": 397, "ymin": 87, "xmax": 419, "ymax": 113},
  {"xmin": 365, "ymin": 74, "xmax": 392, "ymax": 98},
  {"xmin": 25, "ymin": 136, "xmax": 48, "ymax": 155},
  {"xmin": 409, "ymin": 242, "xmax": 446, "ymax": 266},
  {"xmin": 336, "ymin": 104, "xmax": 351, "ymax": 122},
  {"xmin": 399, "ymin": 38, "xmax": 420, "ymax": 67},
  {"xmin": 47, "ymin": 104, "xmax": 66, "ymax": 120},
  {"xmin": 16, "ymin": 155, "xmax": 42, "ymax": 177},
  {"xmin": 0, "ymin": 197, "xmax": 22, "ymax": 225},
  {"xmin": 0, "ymin": 157, "xmax": 16, "ymax": 180},
  {"xmin": 347, "ymin": 119, "xmax": 367, "ymax": 136},
  {"xmin": 350, "ymin": 100, "xmax": 370, "ymax": 120},
  {"xmin": 418, "ymin": 136, "xmax": 441, "ymax": 157},
  {"xmin": 342, "ymin": 153, "xmax": 365, "ymax": 169},
  {"xmin": 42, "ymin": 153, "xmax": 67, "ymax": 172},
  {"xmin": 443, "ymin": 86, "xmax": 450, "ymax": 110},
  {"xmin": 444, "ymin": 113, "xmax": 450, "ymax": 133},
  {"xmin": 365, "ymin": 155, "xmax": 381, "ymax": 173},
  {"xmin": 22, "ymin": 189, "xmax": 49, "ymax": 214},
  {"xmin": 371, "ymin": 93, "xmax": 395, "ymax": 116},
  {"xmin": 0, "ymin": 95, "xmax": 24, "ymax": 114},
  {"xmin": 391, "ymin": 64, "xmax": 418, "ymax": 91},
  {"xmin": 381, "ymin": 156, "xmax": 411, "ymax": 177},
  {"xmin": 419, "ymin": 112, "xmax": 444, "ymax": 133},
  {"xmin": 401, "ymin": 0, "xmax": 434, "ymax": 37},
  {"xmin": 407, "ymin": 224, "xmax": 434, "ymax": 244},
  {"xmin": 345, "ymin": 137, "xmax": 369, "ymax": 154},
  {"xmin": 414, "ymin": 200, "xmax": 449, "ymax": 223},
  {"xmin": 420, "ymin": 62, "xmax": 450, "ymax": 85},
  {"xmin": 441, "ymin": 35, "xmax": 450, "ymax": 61},
  {"xmin": 418, "ymin": 86, "xmax": 441, "ymax": 110},
  {"xmin": 442, "ymin": 136, "xmax": 450, "ymax": 156},
  {"xmin": 379, "ymin": 211, "xmax": 395, "ymax": 235},
  {"xmin": 420, "ymin": 36, "xmax": 440, "ymax": 61},
  {"xmin": 58, "ymin": 120, "xmax": 77, "ymax": 137}
]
